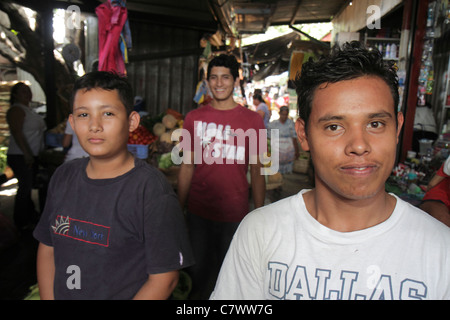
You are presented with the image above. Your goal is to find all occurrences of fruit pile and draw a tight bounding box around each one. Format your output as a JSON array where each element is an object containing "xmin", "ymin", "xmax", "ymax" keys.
[{"xmin": 128, "ymin": 125, "xmax": 157, "ymax": 145}]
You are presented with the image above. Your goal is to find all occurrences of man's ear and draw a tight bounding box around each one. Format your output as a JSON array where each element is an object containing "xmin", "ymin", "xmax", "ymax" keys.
[
  {"xmin": 396, "ymin": 112, "xmax": 404, "ymax": 143},
  {"xmin": 295, "ymin": 118, "xmax": 310, "ymax": 151},
  {"xmin": 128, "ymin": 111, "xmax": 140, "ymax": 132},
  {"xmin": 68, "ymin": 113, "xmax": 75, "ymax": 131}
]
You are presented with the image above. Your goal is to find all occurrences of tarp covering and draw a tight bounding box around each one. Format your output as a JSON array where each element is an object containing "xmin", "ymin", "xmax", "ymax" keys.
[{"xmin": 238, "ymin": 32, "xmax": 330, "ymax": 81}]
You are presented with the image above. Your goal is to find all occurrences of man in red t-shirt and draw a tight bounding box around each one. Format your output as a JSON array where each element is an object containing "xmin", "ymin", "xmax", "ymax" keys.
[{"xmin": 178, "ymin": 54, "xmax": 266, "ymax": 299}]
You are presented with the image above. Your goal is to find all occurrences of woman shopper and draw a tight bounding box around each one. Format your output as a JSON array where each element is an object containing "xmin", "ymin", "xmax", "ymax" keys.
[
  {"xmin": 6, "ymin": 82, "xmax": 46, "ymax": 231},
  {"xmin": 267, "ymin": 106, "xmax": 300, "ymax": 174}
]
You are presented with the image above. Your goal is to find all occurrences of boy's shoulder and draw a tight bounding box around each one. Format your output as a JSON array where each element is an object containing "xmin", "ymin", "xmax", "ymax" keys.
[
  {"xmin": 52, "ymin": 157, "xmax": 171, "ymax": 191},
  {"xmin": 131, "ymin": 158, "xmax": 176, "ymax": 192},
  {"xmin": 185, "ymin": 104, "xmax": 211, "ymax": 119},
  {"xmin": 52, "ymin": 157, "xmax": 87, "ymax": 178}
]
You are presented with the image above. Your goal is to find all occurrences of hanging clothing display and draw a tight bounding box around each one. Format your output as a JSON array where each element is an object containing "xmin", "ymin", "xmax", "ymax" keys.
[{"xmin": 95, "ymin": 0, "xmax": 131, "ymax": 75}]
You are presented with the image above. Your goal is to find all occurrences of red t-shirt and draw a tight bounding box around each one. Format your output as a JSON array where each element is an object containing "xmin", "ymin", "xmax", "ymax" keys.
[
  {"xmin": 423, "ymin": 160, "xmax": 450, "ymax": 209},
  {"xmin": 182, "ymin": 104, "xmax": 266, "ymax": 222}
]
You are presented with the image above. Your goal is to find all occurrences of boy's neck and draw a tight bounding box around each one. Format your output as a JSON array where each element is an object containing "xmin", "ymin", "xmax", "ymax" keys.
[{"xmin": 86, "ymin": 152, "xmax": 135, "ymax": 179}]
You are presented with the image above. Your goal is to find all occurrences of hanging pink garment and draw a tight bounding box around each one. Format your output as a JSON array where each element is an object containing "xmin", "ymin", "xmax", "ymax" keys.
[{"xmin": 96, "ymin": 1, "xmax": 128, "ymax": 75}]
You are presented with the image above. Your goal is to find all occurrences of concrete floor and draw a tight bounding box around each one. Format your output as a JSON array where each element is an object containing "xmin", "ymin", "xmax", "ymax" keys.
[{"xmin": 0, "ymin": 171, "xmax": 313, "ymax": 300}]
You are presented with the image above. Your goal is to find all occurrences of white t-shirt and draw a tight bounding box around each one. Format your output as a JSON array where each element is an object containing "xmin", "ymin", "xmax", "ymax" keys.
[
  {"xmin": 210, "ymin": 190, "xmax": 450, "ymax": 300},
  {"xmin": 443, "ymin": 156, "xmax": 450, "ymax": 176},
  {"xmin": 7, "ymin": 103, "xmax": 46, "ymax": 156},
  {"xmin": 64, "ymin": 119, "xmax": 88, "ymax": 162}
]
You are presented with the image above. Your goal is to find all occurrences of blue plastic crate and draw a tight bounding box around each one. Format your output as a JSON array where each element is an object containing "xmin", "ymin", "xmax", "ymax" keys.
[
  {"xmin": 45, "ymin": 132, "xmax": 64, "ymax": 148},
  {"xmin": 127, "ymin": 144, "xmax": 149, "ymax": 159}
]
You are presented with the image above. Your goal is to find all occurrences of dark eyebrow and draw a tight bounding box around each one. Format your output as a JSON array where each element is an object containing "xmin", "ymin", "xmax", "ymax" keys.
[
  {"xmin": 318, "ymin": 111, "xmax": 393, "ymax": 123},
  {"xmin": 318, "ymin": 115, "xmax": 344, "ymax": 123},
  {"xmin": 368, "ymin": 111, "xmax": 393, "ymax": 119}
]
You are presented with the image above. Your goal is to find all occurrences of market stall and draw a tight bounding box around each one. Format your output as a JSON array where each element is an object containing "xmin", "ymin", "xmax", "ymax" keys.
[
  {"xmin": 388, "ymin": 0, "xmax": 450, "ymax": 206},
  {"xmin": 126, "ymin": 108, "xmax": 184, "ymax": 187}
]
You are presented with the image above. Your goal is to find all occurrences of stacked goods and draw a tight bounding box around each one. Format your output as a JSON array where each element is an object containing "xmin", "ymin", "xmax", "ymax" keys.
[
  {"xmin": 128, "ymin": 124, "xmax": 156, "ymax": 146},
  {"xmin": 141, "ymin": 108, "xmax": 184, "ymax": 171},
  {"xmin": 293, "ymin": 151, "xmax": 310, "ymax": 174},
  {"xmin": 127, "ymin": 125, "xmax": 156, "ymax": 159},
  {"xmin": 263, "ymin": 138, "xmax": 283, "ymax": 189},
  {"xmin": 0, "ymin": 82, "xmax": 15, "ymax": 146},
  {"xmin": 46, "ymin": 121, "xmax": 66, "ymax": 148}
]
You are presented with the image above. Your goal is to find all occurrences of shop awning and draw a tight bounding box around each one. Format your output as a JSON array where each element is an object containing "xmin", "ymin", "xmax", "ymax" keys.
[{"xmin": 237, "ymin": 32, "xmax": 330, "ymax": 81}]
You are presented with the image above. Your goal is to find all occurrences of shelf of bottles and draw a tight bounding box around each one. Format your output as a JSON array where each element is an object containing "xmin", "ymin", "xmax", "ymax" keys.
[{"xmin": 365, "ymin": 37, "xmax": 401, "ymax": 61}]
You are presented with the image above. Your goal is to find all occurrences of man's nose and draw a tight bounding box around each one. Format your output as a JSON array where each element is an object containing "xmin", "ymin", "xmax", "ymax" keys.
[{"xmin": 344, "ymin": 128, "xmax": 371, "ymax": 156}]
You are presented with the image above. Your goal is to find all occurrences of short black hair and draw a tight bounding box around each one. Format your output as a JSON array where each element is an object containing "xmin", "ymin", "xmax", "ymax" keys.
[
  {"xmin": 207, "ymin": 54, "xmax": 240, "ymax": 81},
  {"xmin": 70, "ymin": 71, "xmax": 134, "ymax": 115},
  {"xmin": 294, "ymin": 41, "xmax": 399, "ymax": 131},
  {"xmin": 253, "ymin": 93, "xmax": 263, "ymax": 102},
  {"xmin": 10, "ymin": 82, "xmax": 29, "ymax": 105}
]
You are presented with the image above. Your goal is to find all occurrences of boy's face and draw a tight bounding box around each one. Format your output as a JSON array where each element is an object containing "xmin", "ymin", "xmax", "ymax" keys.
[
  {"xmin": 69, "ymin": 88, "xmax": 139, "ymax": 160},
  {"xmin": 207, "ymin": 66, "xmax": 237, "ymax": 102},
  {"xmin": 296, "ymin": 76, "xmax": 403, "ymax": 201}
]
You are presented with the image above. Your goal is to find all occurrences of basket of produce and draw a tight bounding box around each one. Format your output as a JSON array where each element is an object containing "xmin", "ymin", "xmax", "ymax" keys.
[
  {"xmin": 266, "ymin": 171, "xmax": 283, "ymax": 190},
  {"xmin": 293, "ymin": 151, "xmax": 310, "ymax": 174},
  {"xmin": 127, "ymin": 125, "xmax": 157, "ymax": 159},
  {"xmin": 139, "ymin": 108, "xmax": 185, "ymax": 186}
]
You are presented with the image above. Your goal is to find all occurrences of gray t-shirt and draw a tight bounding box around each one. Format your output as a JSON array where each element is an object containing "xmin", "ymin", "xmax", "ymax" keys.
[{"xmin": 34, "ymin": 157, "xmax": 194, "ymax": 299}]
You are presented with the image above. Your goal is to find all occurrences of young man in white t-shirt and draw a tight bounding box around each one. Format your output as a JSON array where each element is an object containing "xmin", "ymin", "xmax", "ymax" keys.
[{"xmin": 210, "ymin": 41, "xmax": 450, "ymax": 300}]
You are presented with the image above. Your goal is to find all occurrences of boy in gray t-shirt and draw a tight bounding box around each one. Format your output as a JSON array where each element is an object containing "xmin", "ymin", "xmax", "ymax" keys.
[{"xmin": 34, "ymin": 71, "xmax": 194, "ymax": 299}]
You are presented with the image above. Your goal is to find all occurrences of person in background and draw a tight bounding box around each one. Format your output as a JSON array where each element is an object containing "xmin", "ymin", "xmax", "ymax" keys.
[
  {"xmin": 178, "ymin": 54, "xmax": 266, "ymax": 299},
  {"xmin": 420, "ymin": 155, "xmax": 450, "ymax": 227},
  {"xmin": 210, "ymin": 41, "xmax": 450, "ymax": 300},
  {"xmin": 267, "ymin": 106, "xmax": 300, "ymax": 174},
  {"xmin": 62, "ymin": 119, "xmax": 89, "ymax": 162},
  {"xmin": 253, "ymin": 93, "xmax": 271, "ymax": 128},
  {"xmin": 6, "ymin": 82, "xmax": 46, "ymax": 232},
  {"xmin": 412, "ymin": 103, "xmax": 438, "ymax": 154}
]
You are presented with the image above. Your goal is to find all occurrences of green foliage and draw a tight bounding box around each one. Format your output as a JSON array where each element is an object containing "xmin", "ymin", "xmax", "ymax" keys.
[{"xmin": 0, "ymin": 146, "xmax": 7, "ymax": 173}]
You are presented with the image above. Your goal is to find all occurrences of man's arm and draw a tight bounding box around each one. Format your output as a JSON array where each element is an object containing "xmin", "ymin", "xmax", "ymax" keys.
[
  {"xmin": 250, "ymin": 161, "xmax": 265, "ymax": 209},
  {"xmin": 133, "ymin": 271, "xmax": 179, "ymax": 300},
  {"xmin": 256, "ymin": 110, "xmax": 265, "ymax": 119},
  {"xmin": 36, "ymin": 243, "xmax": 55, "ymax": 300},
  {"xmin": 177, "ymin": 151, "xmax": 195, "ymax": 208}
]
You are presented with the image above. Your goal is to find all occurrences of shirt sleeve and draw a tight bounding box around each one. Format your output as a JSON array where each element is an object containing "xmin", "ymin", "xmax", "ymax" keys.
[
  {"xmin": 33, "ymin": 166, "xmax": 63, "ymax": 246},
  {"xmin": 210, "ymin": 214, "xmax": 265, "ymax": 299},
  {"xmin": 143, "ymin": 177, "xmax": 195, "ymax": 274}
]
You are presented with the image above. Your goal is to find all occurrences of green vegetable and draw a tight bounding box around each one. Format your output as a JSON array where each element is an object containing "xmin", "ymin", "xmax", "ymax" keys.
[
  {"xmin": 158, "ymin": 152, "xmax": 174, "ymax": 169},
  {"xmin": 0, "ymin": 146, "xmax": 7, "ymax": 173},
  {"xmin": 24, "ymin": 284, "xmax": 40, "ymax": 300}
]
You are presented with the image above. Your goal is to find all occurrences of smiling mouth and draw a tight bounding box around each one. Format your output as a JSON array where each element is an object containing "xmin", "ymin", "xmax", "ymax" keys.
[{"xmin": 340, "ymin": 165, "xmax": 378, "ymax": 175}]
